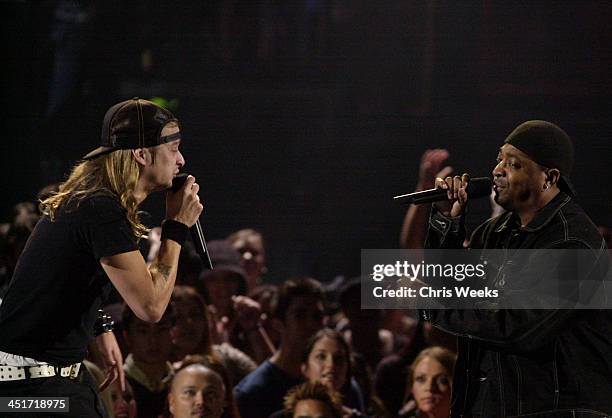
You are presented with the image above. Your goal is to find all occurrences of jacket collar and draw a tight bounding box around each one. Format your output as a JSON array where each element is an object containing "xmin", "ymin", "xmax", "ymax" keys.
[{"xmin": 494, "ymin": 192, "xmax": 571, "ymax": 233}]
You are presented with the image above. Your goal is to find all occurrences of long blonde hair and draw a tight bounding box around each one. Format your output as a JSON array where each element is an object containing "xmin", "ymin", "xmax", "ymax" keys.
[{"xmin": 41, "ymin": 149, "xmax": 149, "ymax": 239}]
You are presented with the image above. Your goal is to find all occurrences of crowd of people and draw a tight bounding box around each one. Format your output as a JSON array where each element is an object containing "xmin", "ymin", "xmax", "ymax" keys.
[{"xmin": 0, "ymin": 206, "xmax": 458, "ymax": 418}]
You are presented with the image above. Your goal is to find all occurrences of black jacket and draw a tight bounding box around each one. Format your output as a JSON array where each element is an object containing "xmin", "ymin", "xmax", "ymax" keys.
[{"xmin": 423, "ymin": 192, "xmax": 611, "ymax": 417}]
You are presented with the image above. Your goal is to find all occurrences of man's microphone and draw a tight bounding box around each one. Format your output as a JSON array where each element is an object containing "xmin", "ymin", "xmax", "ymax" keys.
[
  {"xmin": 393, "ymin": 177, "xmax": 492, "ymax": 205},
  {"xmin": 171, "ymin": 173, "xmax": 213, "ymax": 270}
]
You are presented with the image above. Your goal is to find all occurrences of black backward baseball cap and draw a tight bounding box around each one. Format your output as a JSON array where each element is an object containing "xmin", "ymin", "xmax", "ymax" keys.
[
  {"xmin": 83, "ymin": 97, "xmax": 180, "ymax": 160},
  {"xmin": 504, "ymin": 120, "xmax": 576, "ymax": 196}
]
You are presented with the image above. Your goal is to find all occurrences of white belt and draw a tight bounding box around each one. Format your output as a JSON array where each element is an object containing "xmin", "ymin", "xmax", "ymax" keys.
[{"xmin": 0, "ymin": 363, "xmax": 81, "ymax": 381}]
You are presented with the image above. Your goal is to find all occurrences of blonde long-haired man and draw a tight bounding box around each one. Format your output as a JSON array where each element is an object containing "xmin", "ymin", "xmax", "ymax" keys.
[{"xmin": 0, "ymin": 98, "xmax": 203, "ymax": 417}]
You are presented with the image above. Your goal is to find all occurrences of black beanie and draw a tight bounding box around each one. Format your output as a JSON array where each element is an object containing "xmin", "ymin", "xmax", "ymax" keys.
[{"xmin": 504, "ymin": 120, "xmax": 576, "ymax": 196}]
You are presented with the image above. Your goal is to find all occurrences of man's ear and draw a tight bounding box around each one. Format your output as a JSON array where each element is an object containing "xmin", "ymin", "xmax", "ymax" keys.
[
  {"xmin": 132, "ymin": 148, "xmax": 149, "ymax": 166},
  {"xmin": 546, "ymin": 168, "xmax": 561, "ymax": 187}
]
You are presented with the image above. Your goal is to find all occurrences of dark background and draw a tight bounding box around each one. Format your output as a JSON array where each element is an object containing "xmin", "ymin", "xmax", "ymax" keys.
[{"xmin": 3, "ymin": 0, "xmax": 611, "ymax": 282}]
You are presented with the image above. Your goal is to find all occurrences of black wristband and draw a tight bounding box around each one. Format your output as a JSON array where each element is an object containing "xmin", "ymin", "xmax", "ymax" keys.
[
  {"xmin": 161, "ymin": 219, "xmax": 189, "ymax": 246},
  {"xmin": 94, "ymin": 309, "xmax": 114, "ymax": 336}
]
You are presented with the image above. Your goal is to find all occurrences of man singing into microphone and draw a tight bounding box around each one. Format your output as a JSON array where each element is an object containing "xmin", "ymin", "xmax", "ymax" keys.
[
  {"xmin": 0, "ymin": 98, "xmax": 203, "ymax": 416},
  {"xmin": 423, "ymin": 120, "xmax": 611, "ymax": 416}
]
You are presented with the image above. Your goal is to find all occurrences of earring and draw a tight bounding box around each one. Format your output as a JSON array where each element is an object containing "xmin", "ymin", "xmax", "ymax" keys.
[{"xmin": 543, "ymin": 184, "xmax": 549, "ymax": 190}]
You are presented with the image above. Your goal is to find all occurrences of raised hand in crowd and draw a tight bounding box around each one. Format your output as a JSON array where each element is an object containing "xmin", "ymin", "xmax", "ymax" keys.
[{"xmin": 400, "ymin": 149, "xmax": 452, "ymax": 249}]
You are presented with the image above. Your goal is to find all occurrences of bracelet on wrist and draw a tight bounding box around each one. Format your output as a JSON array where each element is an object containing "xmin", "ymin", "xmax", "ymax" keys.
[{"xmin": 94, "ymin": 309, "xmax": 114, "ymax": 336}]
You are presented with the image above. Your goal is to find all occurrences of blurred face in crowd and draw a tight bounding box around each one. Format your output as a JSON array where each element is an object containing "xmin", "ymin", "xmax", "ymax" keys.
[
  {"xmin": 282, "ymin": 296, "xmax": 325, "ymax": 345},
  {"xmin": 411, "ymin": 356, "xmax": 452, "ymax": 418},
  {"xmin": 109, "ymin": 380, "xmax": 137, "ymax": 418},
  {"xmin": 172, "ymin": 297, "xmax": 208, "ymax": 353},
  {"xmin": 204, "ymin": 271, "xmax": 242, "ymax": 319},
  {"xmin": 302, "ymin": 336, "xmax": 348, "ymax": 391},
  {"xmin": 124, "ymin": 316, "xmax": 173, "ymax": 365},
  {"xmin": 231, "ymin": 233, "xmax": 266, "ymax": 289},
  {"xmin": 169, "ymin": 364, "xmax": 226, "ymax": 418},
  {"xmin": 292, "ymin": 399, "xmax": 335, "ymax": 418}
]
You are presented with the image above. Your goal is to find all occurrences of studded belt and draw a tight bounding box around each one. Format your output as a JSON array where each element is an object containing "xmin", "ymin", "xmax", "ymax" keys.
[{"xmin": 0, "ymin": 363, "xmax": 81, "ymax": 381}]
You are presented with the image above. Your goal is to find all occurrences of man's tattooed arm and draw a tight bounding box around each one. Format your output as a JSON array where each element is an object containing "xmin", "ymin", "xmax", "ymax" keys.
[{"xmin": 142, "ymin": 239, "xmax": 181, "ymax": 320}]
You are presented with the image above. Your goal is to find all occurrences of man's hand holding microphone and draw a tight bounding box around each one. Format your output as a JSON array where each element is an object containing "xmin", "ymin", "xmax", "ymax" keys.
[{"xmin": 434, "ymin": 173, "xmax": 470, "ymax": 218}]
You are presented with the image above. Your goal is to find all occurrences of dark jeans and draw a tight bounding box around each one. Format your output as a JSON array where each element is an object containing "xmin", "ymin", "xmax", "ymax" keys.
[{"xmin": 0, "ymin": 368, "xmax": 106, "ymax": 417}]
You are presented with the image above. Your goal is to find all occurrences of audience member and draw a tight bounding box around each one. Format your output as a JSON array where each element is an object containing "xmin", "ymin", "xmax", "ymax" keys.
[
  {"xmin": 168, "ymin": 354, "xmax": 240, "ymax": 418},
  {"xmin": 197, "ymin": 240, "xmax": 248, "ymax": 327},
  {"xmin": 85, "ymin": 344, "xmax": 137, "ymax": 418},
  {"xmin": 347, "ymin": 353, "xmax": 386, "ymax": 418},
  {"xmin": 337, "ymin": 278, "xmax": 403, "ymax": 370},
  {"xmin": 398, "ymin": 347, "xmax": 455, "ymax": 418},
  {"xmin": 122, "ymin": 305, "xmax": 174, "ymax": 418},
  {"xmin": 381, "ymin": 310, "xmax": 418, "ymax": 342},
  {"xmin": 108, "ymin": 378, "xmax": 138, "ymax": 418},
  {"xmin": 234, "ymin": 277, "xmax": 325, "ymax": 418},
  {"xmin": 374, "ymin": 320, "xmax": 427, "ymax": 417},
  {"xmin": 336, "ymin": 279, "xmax": 401, "ymax": 416},
  {"xmin": 227, "ymin": 228, "xmax": 268, "ymax": 290},
  {"xmin": 199, "ymin": 240, "xmax": 274, "ymax": 363},
  {"xmin": 170, "ymin": 285, "xmax": 257, "ymax": 384},
  {"xmin": 283, "ymin": 382, "xmax": 343, "ymax": 418},
  {"xmin": 197, "ymin": 240, "xmax": 274, "ymax": 362},
  {"xmin": 170, "ymin": 286, "xmax": 213, "ymax": 359},
  {"xmin": 248, "ymin": 284, "xmax": 281, "ymax": 350},
  {"xmin": 300, "ymin": 329, "xmax": 366, "ymax": 416}
]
